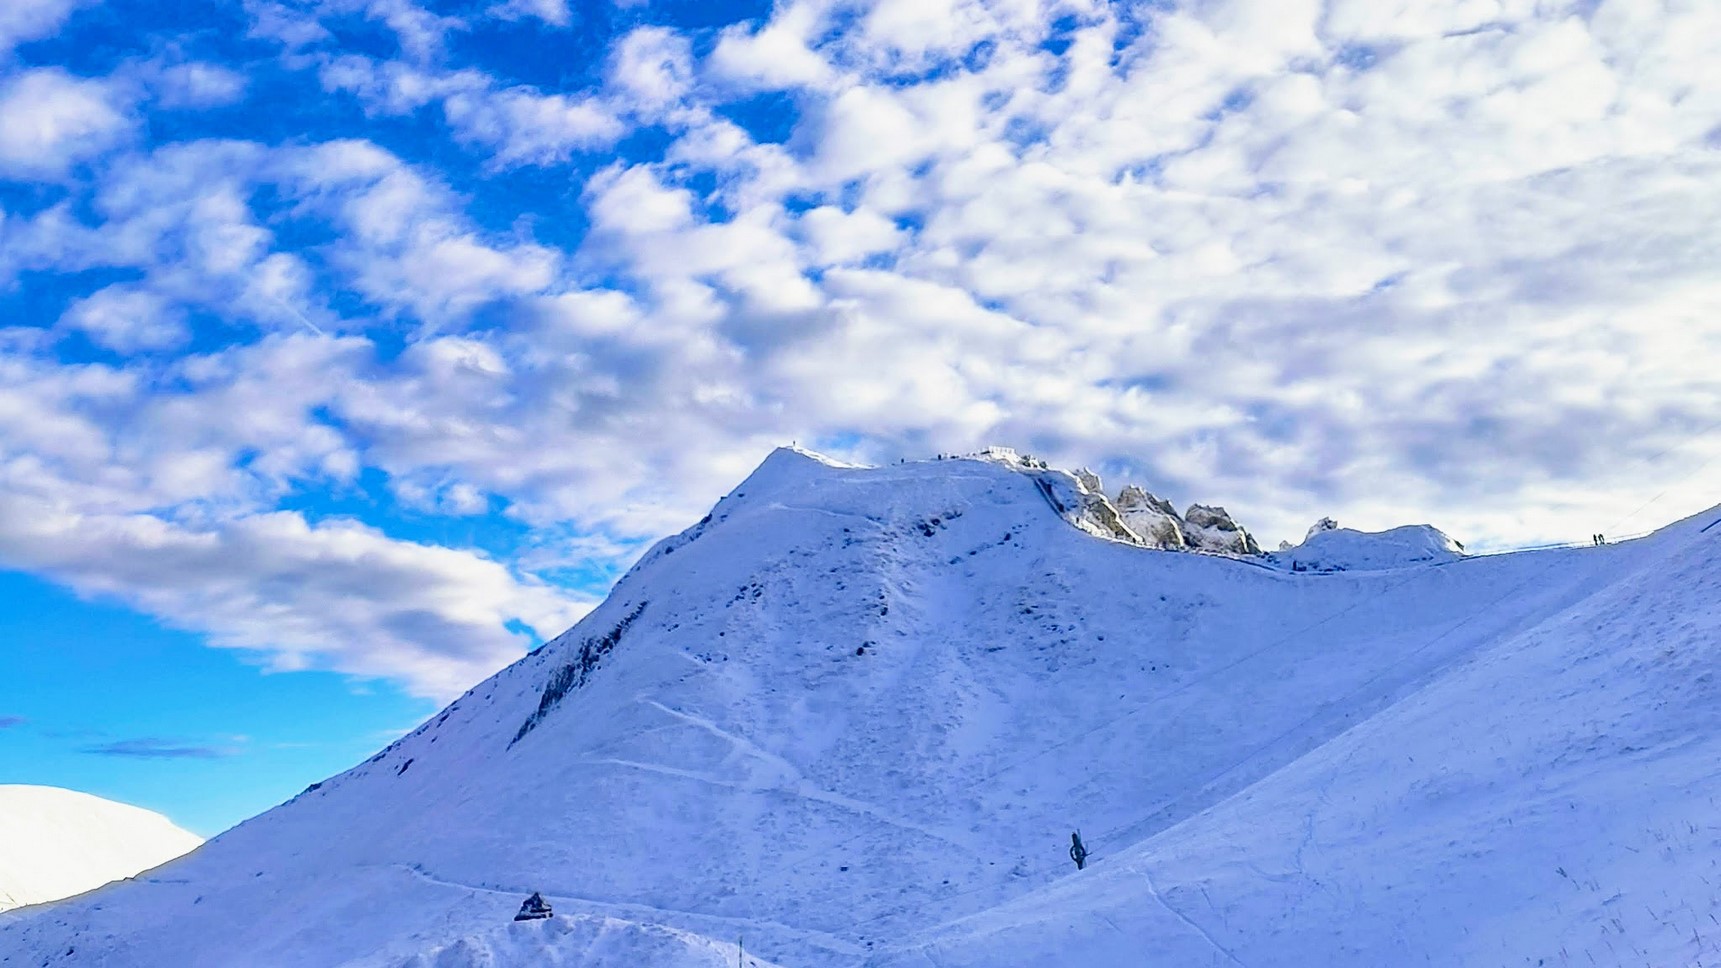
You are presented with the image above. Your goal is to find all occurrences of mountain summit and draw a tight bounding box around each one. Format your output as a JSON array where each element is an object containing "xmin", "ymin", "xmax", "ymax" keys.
[{"xmin": 3, "ymin": 449, "xmax": 1718, "ymax": 966}]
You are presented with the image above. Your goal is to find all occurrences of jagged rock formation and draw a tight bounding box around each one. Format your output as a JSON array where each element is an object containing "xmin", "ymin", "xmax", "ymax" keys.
[
  {"xmin": 1285, "ymin": 517, "xmax": 1340, "ymax": 551},
  {"xmin": 1183, "ymin": 503, "xmax": 1262, "ymax": 555},
  {"xmin": 1115, "ymin": 485, "xmax": 1187, "ymax": 550},
  {"xmin": 974, "ymin": 449, "xmax": 1137, "ymax": 545},
  {"xmin": 984, "ymin": 452, "xmax": 1261, "ymax": 557},
  {"xmin": 974, "ymin": 449, "xmax": 1261, "ymax": 556}
]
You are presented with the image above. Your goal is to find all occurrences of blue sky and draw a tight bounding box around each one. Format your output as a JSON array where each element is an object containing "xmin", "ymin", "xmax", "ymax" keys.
[{"xmin": 1, "ymin": 0, "xmax": 1718, "ymax": 834}]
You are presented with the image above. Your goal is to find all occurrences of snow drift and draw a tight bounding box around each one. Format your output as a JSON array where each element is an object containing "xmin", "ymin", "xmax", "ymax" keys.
[
  {"xmin": 0, "ymin": 786, "xmax": 201, "ymax": 912},
  {"xmin": 3, "ymin": 448, "xmax": 1718, "ymax": 967}
]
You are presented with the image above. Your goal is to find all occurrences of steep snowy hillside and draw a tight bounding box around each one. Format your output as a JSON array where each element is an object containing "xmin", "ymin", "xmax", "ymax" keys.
[
  {"xmin": 2, "ymin": 448, "xmax": 1717, "ymax": 967},
  {"xmin": 0, "ymin": 786, "xmax": 201, "ymax": 912}
]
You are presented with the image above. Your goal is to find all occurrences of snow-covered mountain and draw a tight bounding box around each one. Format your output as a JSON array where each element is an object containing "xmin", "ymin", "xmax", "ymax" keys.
[
  {"xmin": 3, "ymin": 448, "xmax": 1719, "ymax": 966},
  {"xmin": 0, "ymin": 786, "xmax": 201, "ymax": 912}
]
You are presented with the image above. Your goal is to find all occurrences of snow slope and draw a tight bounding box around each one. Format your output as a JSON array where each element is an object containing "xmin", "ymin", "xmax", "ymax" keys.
[
  {"xmin": 0, "ymin": 786, "xmax": 201, "ymax": 912},
  {"xmin": 2, "ymin": 448, "xmax": 1718, "ymax": 966}
]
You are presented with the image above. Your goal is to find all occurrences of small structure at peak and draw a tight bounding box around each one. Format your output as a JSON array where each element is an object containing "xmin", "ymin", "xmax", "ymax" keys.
[{"xmin": 513, "ymin": 891, "xmax": 553, "ymax": 922}]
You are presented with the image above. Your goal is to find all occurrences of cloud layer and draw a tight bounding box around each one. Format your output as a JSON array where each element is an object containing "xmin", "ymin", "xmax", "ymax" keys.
[
  {"xmin": 2, "ymin": 0, "xmax": 1718, "ymax": 696},
  {"xmin": 82, "ymin": 738, "xmax": 234, "ymax": 759}
]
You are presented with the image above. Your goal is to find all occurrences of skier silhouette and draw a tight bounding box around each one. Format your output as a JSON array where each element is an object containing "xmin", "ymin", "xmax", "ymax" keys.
[{"xmin": 1069, "ymin": 831, "xmax": 1089, "ymax": 870}]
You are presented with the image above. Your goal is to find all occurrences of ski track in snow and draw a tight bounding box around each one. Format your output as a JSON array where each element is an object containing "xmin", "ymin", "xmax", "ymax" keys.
[
  {"xmin": 1137, "ymin": 864, "xmax": 1246, "ymax": 967},
  {"xmin": 584, "ymin": 751, "xmax": 985, "ymax": 861},
  {"xmin": 397, "ymin": 863, "xmax": 870, "ymax": 958}
]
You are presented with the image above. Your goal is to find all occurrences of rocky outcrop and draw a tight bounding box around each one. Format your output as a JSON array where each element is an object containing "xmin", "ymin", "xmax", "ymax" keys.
[
  {"xmin": 1047, "ymin": 466, "xmax": 1142, "ymax": 544},
  {"xmin": 1183, "ymin": 504, "xmax": 1262, "ymax": 555},
  {"xmin": 981, "ymin": 450, "xmax": 1143, "ymax": 545},
  {"xmin": 974, "ymin": 448, "xmax": 1262, "ymax": 557},
  {"xmin": 1115, "ymin": 485, "xmax": 1188, "ymax": 550}
]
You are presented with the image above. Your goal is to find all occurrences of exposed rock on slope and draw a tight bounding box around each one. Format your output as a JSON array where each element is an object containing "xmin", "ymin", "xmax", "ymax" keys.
[
  {"xmin": 1115, "ymin": 485, "xmax": 1186, "ymax": 549},
  {"xmin": 1181, "ymin": 503, "xmax": 1260, "ymax": 555},
  {"xmin": 976, "ymin": 448, "xmax": 1259, "ymax": 556}
]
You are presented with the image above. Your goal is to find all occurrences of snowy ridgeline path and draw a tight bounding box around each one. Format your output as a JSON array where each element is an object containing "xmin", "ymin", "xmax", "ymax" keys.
[{"xmin": 4, "ymin": 448, "xmax": 1721, "ymax": 967}]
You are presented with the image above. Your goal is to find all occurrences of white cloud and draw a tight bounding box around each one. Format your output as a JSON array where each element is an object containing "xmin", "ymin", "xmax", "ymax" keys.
[
  {"xmin": 0, "ymin": 70, "xmax": 131, "ymax": 179},
  {"xmin": 354, "ymin": 0, "xmax": 463, "ymax": 62},
  {"xmin": 0, "ymin": 335, "xmax": 590, "ymax": 698},
  {"xmin": 245, "ymin": 0, "xmax": 332, "ymax": 48},
  {"xmin": 709, "ymin": 10, "xmax": 835, "ymax": 92},
  {"xmin": 858, "ymin": 0, "xmax": 1040, "ymax": 71},
  {"xmin": 58, "ymin": 285, "xmax": 189, "ymax": 353},
  {"xmin": 282, "ymin": 140, "xmax": 559, "ymax": 323},
  {"xmin": 486, "ymin": 0, "xmax": 569, "ymax": 28},
  {"xmin": 797, "ymin": 205, "xmax": 904, "ymax": 265},
  {"xmin": 245, "ymin": 0, "xmax": 462, "ymax": 62},
  {"xmin": 20, "ymin": 139, "xmax": 328, "ymax": 331},
  {"xmin": 152, "ymin": 62, "xmax": 250, "ymax": 109},
  {"xmin": 318, "ymin": 56, "xmax": 484, "ymax": 115},
  {"xmin": 0, "ymin": 494, "xmax": 586, "ymax": 699},
  {"xmin": 607, "ymin": 26, "xmax": 695, "ymax": 119},
  {"xmin": 315, "ymin": 55, "xmax": 624, "ymax": 167},
  {"xmin": 0, "ymin": 0, "xmax": 83, "ymax": 57},
  {"xmin": 1322, "ymin": 0, "xmax": 1530, "ymax": 43},
  {"xmin": 443, "ymin": 85, "xmax": 624, "ymax": 168}
]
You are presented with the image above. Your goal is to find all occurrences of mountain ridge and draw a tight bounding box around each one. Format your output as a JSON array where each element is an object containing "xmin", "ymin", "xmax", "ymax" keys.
[{"xmin": 2, "ymin": 448, "xmax": 1717, "ymax": 966}]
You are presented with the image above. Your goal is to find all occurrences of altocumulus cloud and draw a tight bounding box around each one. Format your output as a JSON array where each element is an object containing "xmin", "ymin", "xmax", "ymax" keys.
[{"xmin": 0, "ymin": 0, "xmax": 1718, "ymax": 698}]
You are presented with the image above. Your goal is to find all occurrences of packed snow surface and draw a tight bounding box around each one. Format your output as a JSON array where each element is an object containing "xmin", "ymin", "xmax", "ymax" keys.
[
  {"xmin": 4, "ymin": 448, "xmax": 1720, "ymax": 966},
  {"xmin": 0, "ymin": 786, "xmax": 201, "ymax": 912}
]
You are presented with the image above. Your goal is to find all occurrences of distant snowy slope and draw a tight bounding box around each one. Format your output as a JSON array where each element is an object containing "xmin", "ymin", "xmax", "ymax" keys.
[
  {"xmin": 873, "ymin": 505, "xmax": 1721, "ymax": 967},
  {"xmin": 1, "ymin": 449, "xmax": 1716, "ymax": 967},
  {"xmin": 0, "ymin": 786, "xmax": 201, "ymax": 912},
  {"xmin": 1268, "ymin": 523, "xmax": 1466, "ymax": 573}
]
